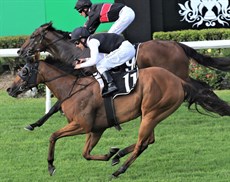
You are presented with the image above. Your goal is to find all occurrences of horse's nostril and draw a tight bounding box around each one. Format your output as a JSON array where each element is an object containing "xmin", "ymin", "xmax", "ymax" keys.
[{"xmin": 6, "ymin": 87, "xmax": 11, "ymax": 93}]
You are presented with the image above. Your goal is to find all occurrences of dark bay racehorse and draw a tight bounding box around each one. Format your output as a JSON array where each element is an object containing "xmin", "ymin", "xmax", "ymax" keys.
[
  {"xmin": 18, "ymin": 22, "xmax": 230, "ymax": 75},
  {"xmin": 17, "ymin": 22, "xmax": 230, "ymax": 130},
  {"xmin": 7, "ymin": 57, "xmax": 229, "ymax": 177}
]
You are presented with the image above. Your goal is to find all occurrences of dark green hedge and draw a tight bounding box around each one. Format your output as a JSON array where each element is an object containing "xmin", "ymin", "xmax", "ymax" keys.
[
  {"xmin": 153, "ymin": 28, "xmax": 230, "ymax": 41},
  {"xmin": 0, "ymin": 35, "xmax": 28, "ymax": 48}
]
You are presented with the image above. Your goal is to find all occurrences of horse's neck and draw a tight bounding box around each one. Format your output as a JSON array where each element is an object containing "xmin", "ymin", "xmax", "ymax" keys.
[
  {"xmin": 45, "ymin": 35, "xmax": 89, "ymax": 64},
  {"xmin": 39, "ymin": 62, "xmax": 96, "ymax": 102},
  {"xmin": 46, "ymin": 40, "xmax": 76, "ymax": 64},
  {"xmin": 40, "ymin": 62, "xmax": 78, "ymax": 100}
]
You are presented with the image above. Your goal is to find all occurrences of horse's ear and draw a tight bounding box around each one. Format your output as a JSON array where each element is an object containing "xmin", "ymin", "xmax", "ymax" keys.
[{"xmin": 48, "ymin": 21, "xmax": 53, "ymax": 27}]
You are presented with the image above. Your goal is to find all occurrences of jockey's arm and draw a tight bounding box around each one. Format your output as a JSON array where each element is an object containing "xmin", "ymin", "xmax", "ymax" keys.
[{"xmin": 79, "ymin": 38, "xmax": 101, "ymax": 68}]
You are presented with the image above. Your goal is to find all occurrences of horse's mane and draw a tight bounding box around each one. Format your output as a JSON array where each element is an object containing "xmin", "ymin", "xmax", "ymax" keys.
[
  {"xmin": 42, "ymin": 56, "xmax": 94, "ymax": 77},
  {"xmin": 41, "ymin": 22, "xmax": 71, "ymax": 39},
  {"xmin": 39, "ymin": 22, "xmax": 91, "ymax": 64},
  {"xmin": 44, "ymin": 55, "xmax": 74, "ymax": 72}
]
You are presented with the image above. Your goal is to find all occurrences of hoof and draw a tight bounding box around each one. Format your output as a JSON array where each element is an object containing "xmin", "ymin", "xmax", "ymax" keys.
[
  {"xmin": 109, "ymin": 174, "xmax": 119, "ymax": 180},
  {"xmin": 48, "ymin": 166, "xmax": 56, "ymax": 176},
  {"xmin": 112, "ymin": 166, "xmax": 126, "ymax": 178},
  {"xmin": 111, "ymin": 158, "xmax": 120, "ymax": 166},
  {"xmin": 111, "ymin": 172, "xmax": 119, "ymax": 178},
  {"xmin": 110, "ymin": 147, "xmax": 119, "ymax": 155},
  {"xmin": 24, "ymin": 125, "xmax": 34, "ymax": 131}
]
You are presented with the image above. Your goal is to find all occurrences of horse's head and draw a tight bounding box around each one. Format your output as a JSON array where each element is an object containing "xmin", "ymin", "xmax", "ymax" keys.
[
  {"xmin": 17, "ymin": 22, "xmax": 71, "ymax": 58},
  {"xmin": 17, "ymin": 22, "xmax": 52, "ymax": 58},
  {"xmin": 7, "ymin": 58, "xmax": 40, "ymax": 97}
]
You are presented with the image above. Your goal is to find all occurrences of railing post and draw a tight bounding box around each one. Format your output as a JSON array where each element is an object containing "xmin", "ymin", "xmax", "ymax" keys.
[{"xmin": 45, "ymin": 86, "xmax": 51, "ymax": 114}]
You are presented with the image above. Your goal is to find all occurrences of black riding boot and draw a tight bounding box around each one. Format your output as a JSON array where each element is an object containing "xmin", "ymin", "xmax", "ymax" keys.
[{"xmin": 101, "ymin": 71, "xmax": 118, "ymax": 97}]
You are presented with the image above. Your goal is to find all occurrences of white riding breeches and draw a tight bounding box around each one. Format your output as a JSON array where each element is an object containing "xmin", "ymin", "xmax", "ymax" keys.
[
  {"xmin": 108, "ymin": 6, "xmax": 135, "ymax": 34},
  {"xmin": 96, "ymin": 40, "xmax": 135, "ymax": 74}
]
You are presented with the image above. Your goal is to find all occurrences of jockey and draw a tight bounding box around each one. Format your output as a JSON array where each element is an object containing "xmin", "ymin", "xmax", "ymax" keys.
[
  {"xmin": 71, "ymin": 27, "xmax": 135, "ymax": 97},
  {"xmin": 74, "ymin": 0, "xmax": 135, "ymax": 34}
]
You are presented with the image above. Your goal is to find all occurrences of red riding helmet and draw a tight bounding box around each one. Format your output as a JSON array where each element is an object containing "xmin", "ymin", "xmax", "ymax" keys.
[{"xmin": 74, "ymin": 0, "xmax": 92, "ymax": 12}]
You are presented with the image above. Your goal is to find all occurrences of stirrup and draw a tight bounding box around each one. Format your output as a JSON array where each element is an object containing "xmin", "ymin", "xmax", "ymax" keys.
[{"xmin": 102, "ymin": 85, "xmax": 118, "ymax": 97}]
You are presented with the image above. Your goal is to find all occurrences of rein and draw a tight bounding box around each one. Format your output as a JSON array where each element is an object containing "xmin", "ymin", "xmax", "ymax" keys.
[
  {"xmin": 42, "ymin": 68, "xmax": 93, "ymax": 83},
  {"xmin": 43, "ymin": 36, "xmax": 65, "ymax": 51},
  {"xmin": 42, "ymin": 72, "xmax": 71, "ymax": 83},
  {"xmin": 39, "ymin": 66, "xmax": 97, "ymax": 105},
  {"xmin": 58, "ymin": 78, "xmax": 96, "ymax": 105},
  {"xmin": 32, "ymin": 29, "xmax": 67, "ymax": 53}
]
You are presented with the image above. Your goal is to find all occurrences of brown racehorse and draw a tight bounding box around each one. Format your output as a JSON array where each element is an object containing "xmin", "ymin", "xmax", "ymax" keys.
[
  {"xmin": 7, "ymin": 57, "xmax": 230, "ymax": 177},
  {"xmin": 16, "ymin": 22, "xmax": 230, "ymax": 130}
]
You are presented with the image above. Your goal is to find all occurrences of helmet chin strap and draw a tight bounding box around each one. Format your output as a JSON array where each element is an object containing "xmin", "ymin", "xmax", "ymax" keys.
[
  {"xmin": 83, "ymin": 8, "xmax": 89, "ymax": 16},
  {"xmin": 80, "ymin": 38, "xmax": 87, "ymax": 48}
]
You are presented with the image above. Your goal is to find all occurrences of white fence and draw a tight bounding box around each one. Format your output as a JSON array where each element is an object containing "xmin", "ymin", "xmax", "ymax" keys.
[{"xmin": 1, "ymin": 40, "xmax": 230, "ymax": 113}]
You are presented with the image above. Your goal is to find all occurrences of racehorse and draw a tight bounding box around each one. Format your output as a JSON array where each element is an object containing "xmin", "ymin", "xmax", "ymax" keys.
[
  {"xmin": 17, "ymin": 22, "xmax": 230, "ymax": 130},
  {"xmin": 18, "ymin": 22, "xmax": 230, "ymax": 75},
  {"xmin": 7, "ymin": 57, "xmax": 229, "ymax": 177}
]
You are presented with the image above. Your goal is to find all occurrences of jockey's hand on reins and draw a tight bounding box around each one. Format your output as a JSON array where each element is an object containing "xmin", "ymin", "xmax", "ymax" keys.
[
  {"xmin": 73, "ymin": 58, "xmax": 86, "ymax": 64},
  {"xmin": 73, "ymin": 59, "xmax": 86, "ymax": 69}
]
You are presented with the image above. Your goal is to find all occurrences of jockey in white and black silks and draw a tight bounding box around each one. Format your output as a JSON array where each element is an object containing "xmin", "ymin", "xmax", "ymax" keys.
[
  {"xmin": 71, "ymin": 27, "xmax": 135, "ymax": 97},
  {"xmin": 74, "ymin": 0, "xmax": 135, "ymax": 34}
]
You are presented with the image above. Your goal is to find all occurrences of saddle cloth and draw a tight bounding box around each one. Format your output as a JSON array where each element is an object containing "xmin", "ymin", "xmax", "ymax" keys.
[{"xmin": 94, "ymin": 43, "xmax": 140, "ymax": 99}]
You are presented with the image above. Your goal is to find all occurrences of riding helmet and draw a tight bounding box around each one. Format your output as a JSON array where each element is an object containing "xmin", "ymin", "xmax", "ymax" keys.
[
  {"xmin": 74, "ymin": 0, "xmax": 92, "ymax": 12},
  {"xmin": 71, "ymin": 27, "xmax": 90, "ymax": 43}
]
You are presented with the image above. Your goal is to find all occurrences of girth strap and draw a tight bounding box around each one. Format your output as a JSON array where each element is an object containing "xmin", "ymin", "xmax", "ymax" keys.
[{"xmin": 104, "ymin": 96, "xmax": 122, "ymax": 131}]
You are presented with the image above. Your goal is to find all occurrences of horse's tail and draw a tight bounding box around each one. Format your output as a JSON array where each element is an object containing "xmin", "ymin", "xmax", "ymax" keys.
[
  {"xmin": 177, "ymin": 42, "xmax": 230, "ymax": 71},
  {"xmin": 183, "ymin": 78, "xmax": 230, "ymax": 116}
]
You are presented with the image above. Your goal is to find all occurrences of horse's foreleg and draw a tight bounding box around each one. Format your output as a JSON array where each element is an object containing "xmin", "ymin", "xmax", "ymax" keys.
[
  {"xmin": 112, "ymin": 132, "xmax": 155, "ymax": 166},
  {"xmin": 82, "ymin": 132, "xmax": 119, "ymax": 161},
  {"xmin": 47, "ymin": 121, "xmax": 85, "ymax": 176},
  {"xmin": 25, "ymin": 100, "xmax": 61, "ymax": 131}
]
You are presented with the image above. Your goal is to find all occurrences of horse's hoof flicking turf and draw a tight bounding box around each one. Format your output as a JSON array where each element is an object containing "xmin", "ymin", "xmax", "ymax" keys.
[
  {"xmin": 110, "ymin": 147, "xmax": 119, "ymax": 155},
  {"xmin": 24, "ymin": 125, "xmax": 34, "ymax": 131},
  {"xmin": 111, "ymin": 158, "xmax": 120, "ymax": 166},
  {"xmin": 48, "ymin": 166, "xmax": 56, "ymax": 176},
  {"xmin": 109, "ymin": 174, "xmax": 119, "ymax": 181}
]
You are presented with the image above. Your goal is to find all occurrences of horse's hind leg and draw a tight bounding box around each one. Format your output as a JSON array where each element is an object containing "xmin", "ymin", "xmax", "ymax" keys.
[
  {"xmin": 112, "ymin": 132, "xmax": 155, "ymax": 166},
  {"xmin": 112, "ymin": 114, "xmax": 157, "ymax": 177},
  {"xmin": 82, "ymin": 132, "xmax": 119, "ymax": 161}
]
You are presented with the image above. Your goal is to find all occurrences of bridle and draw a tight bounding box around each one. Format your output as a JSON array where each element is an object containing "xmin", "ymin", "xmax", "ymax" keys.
[
  {"xmin": 18, "ymin": 60, "xmax": 97, "ymax": 103},
  {"xmin": 24, "ymin": 28, "xmax": 67, "ymax": 57}
]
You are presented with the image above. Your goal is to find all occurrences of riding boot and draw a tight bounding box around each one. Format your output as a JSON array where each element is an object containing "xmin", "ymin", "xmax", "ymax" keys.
[{"xmin": 101, "ymin": 71, "xmax": 118, "ymax": 97}]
